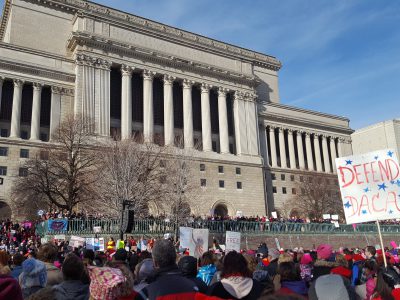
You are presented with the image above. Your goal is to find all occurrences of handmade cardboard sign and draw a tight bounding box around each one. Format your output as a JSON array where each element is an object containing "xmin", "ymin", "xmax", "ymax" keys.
[{"xmin": 336, "ymin": 149, "xmax": 400, "ymax": 224}]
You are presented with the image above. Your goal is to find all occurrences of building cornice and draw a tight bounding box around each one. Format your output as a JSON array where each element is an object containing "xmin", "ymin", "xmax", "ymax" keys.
[
  {"xmin": 3, "ymin": 0, "xmax": 282, "ymax": 71},
  {"xmin": 0, "ymin": 0, "xmax": 11, "ymax": 42},
  {"xmin": 0, "ymin": 57, "xmax": 75, "ymax": 87},
  {"xmin": 69, "ymin": 31, "xmax": 260, "ymax": 87}
]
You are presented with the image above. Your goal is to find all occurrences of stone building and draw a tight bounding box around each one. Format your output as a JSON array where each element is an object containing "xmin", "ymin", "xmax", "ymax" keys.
[
  {"xmin": 0, "ymin": 0, "xmax": 353, "ymax": 219},
  {"xmin": 351, "ymin": 119, "xmax": 400, "ymax": 158}
]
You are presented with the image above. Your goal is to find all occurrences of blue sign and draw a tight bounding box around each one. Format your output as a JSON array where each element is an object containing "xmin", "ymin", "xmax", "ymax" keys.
[{"xmin": 48, "ymin": 219, "xmax": 68, "ymax": 232}]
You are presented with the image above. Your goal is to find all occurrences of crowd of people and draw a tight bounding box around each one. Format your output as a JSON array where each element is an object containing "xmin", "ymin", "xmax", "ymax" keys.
[{"xmin": 2, "ymin": 217, "xmax": 400, "ymax": 300}]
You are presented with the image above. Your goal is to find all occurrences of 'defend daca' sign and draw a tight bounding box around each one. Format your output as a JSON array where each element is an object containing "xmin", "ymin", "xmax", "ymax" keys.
[{"xmin": 336, "ymin": 149, "xmax": 400, "ymax": 224}]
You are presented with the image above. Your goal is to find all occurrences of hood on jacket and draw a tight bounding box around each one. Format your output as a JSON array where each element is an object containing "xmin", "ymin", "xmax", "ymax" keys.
[
  {"xmin": 281, "ymin": 280, "xmax": 308, "ymax": 295},
  {"xmin": 53, "ymin": 280, "xmax": 89, "ymax": 300},
  {"xmin": 310, "ymin": 274, "xmax": 349, "ymax": 300},
  {"xmin": 20, "ymin": 258, "xmax": 47, "ymax": 289},
  {"xmin": 221, "ymin": 276, "xmax": 253, "ymax": 299}
]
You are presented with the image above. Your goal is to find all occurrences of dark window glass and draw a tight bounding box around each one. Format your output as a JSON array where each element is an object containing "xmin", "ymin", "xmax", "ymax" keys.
[
  {"xmin": 219, "ymin": 180, "xmax": 224, "ymax": 188},
  {"xmin": 20, "ymin": 149, "xmax": 29, "ymax": 158}
]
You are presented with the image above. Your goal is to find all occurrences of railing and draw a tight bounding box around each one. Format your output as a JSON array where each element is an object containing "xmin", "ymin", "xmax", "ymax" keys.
[{"xmin": 35, "ymin": 219, "xmax": 400, "ymax": 237}]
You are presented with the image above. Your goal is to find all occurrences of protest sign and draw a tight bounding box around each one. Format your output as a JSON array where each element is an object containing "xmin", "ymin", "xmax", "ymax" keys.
[
  {"xmin": 322, "ymin": 214, "xmax": 331, "ymax": 220},
  {"xmin": 225, "ymin": 231, "xmax": 241, "ymax": 252},
  {"xmin": 189, "ymin": 229, "xmax": 209, "ymax": 258},
  {"xmin": 275, "ymin": 237, "xmax": 281, "ymax": 250},
  {"xmin": 179, "ymin": 227, "xmax": 193, "ymax": 249},
  {"xmin": 271, "ymin": 211, "xmax": 278, "ymax": 219},
  {"xmin": 54, "ymin": 234, "xmax": 66, "ymax": 241},
  {"xmin": 69, "ymin": 236, "xmax": 85, "ymax": 248},
  {"xmin": 48, "ymin": 219, "xmax": 68, "ymax": 232},
  {"xmin": 86, "ymin": 238, "xmax": 95, "ymax": 250},
  {"xmin": 331, "ymin": 215, "xmax": 339, "ymax": 220},
  {"xmin": 98, "ymin": 238, "xmax": 105, "ymax": 252},
  {"xmin": 336, "ymin": 149, "xmax": 400, "ymax": 224},
  {"xmin": 93, "ymin": 226, "xmax": 101, "ymax": 233}
]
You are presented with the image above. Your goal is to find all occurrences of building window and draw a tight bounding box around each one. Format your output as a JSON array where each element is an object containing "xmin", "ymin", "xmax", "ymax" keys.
[
  {"xmin": 290, "ymin": 175, "xmax": 295, "ymax": 181},
  {"xmin": 20, "ymin": 149, "xmax": 29, "ymax": 158},
  {"xmin": 40, "ymin": 133, "xmax": 48, "ymax": 142},
  {"xmin": 200, "ymin": 163, "xmax": 206, "ymax": 172},
  {"xmin": 200, "ymin": 179, "xmax": 207, "ymax": 187},
  {"xmin": 219, "ymin": 180, "xmax": 225, "ymax": 188},
  {"xmin": 0, "ymin": 147, "xmax": 8, "ymax": 156},
  {"xmin": 0, "ymin": 166, "xmax": 7, "ymax": 176},
  {"xmin": 292, "ymin": 188, "xmax": 297, "ymax": 195},
  {"xmin": 236, "ymin": 167, "xmax": 241, "ymax": 175},
  {"xmin": 282, "ymin": 187, "xmax": 287, "ymax": 194},
  {"xmin": 271, "ymin": 173, "xmax": 276, "ymax": 180},
  {"xmin": 218, "ymin": 166, "xmax": 224, "ymax": 174},
  {"xmin": 300, "ymin": 176, "xmax": 304, "ymax": 182},
  {"xmin": 281, "ymin": 174, "xmax": 285, "ymax": 181},
  {"xmin": 21, "ymin": 131, "xmax": 28, "ymax": 140},
  {"xmin": 273, "ymin": 186, "xmax": 277, "ymax": 193},
  {"xmin": 0, "ymin": 129, "xmax": 8, "ymax": 137},
  {"xmin": 237, "ymin": 182, "xmax": 242, "ymax": 189},
  {"xmin": 19, "ymin": 168, "xmax": 28, "ymax": 177}
]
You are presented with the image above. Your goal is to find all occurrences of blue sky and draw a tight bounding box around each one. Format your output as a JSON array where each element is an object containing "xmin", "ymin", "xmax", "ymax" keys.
[{"xmin": 4, "ymin": 0, "xmax": 400, "ymax": 129}]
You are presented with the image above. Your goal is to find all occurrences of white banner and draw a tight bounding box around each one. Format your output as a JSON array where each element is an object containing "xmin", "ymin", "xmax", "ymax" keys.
[
  {"xmin": 69, "ymin": 236, "xmax": 85, "ymax": 248},
  {"xmin": 225, "ymin": 231, "xmax": 241, "ymax": 253},
  {"xmin": 179, "ymin": 227, "xmax": 193, "ymax": 249},
  {"xmin": 336, "ymin": 149, "xmax": 400, "ymax": 224},
  {"xmin": 322, "ymin": 214, "xmax": 331, "ymax": 220},
  {"xmin": 54, "ymin": 234, "xmax": 66, "ymax": 241},
  {"xmin": 271, "ymin": 211, "xmax": 278, "ymax": 219},
  {"xmin": 98, "ymin": 238, "xmax": 105, "ymax": 252}
]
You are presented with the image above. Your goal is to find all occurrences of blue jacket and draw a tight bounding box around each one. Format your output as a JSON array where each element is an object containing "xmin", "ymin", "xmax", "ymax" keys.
[
  {"xmin": 197, "ymin": 264, "xmax": 217, "ymax": 286},
  {"xmin": 11, "ymin": 266, "xmax": 22, "ymax": 280}
]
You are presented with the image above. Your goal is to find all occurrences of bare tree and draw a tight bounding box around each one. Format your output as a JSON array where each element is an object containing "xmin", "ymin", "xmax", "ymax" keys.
[
  {"xmin": 289, "ymin": 173, "xmax": 343, "ymax": 220},
  {"xmin": 99, "ymin": 138, "xmax": 168, "ymax": 217},
  {"xmin": 11, "ymin": 114, "xmax": 101, "ymax": 214}
]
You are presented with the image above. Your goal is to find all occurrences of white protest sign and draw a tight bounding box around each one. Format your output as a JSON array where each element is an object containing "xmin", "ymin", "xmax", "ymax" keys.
[
  {"xmin": 336, "ymin": 149, "xmax": 400, "ymax": 224},
  {"xmin": 322, "ymin": 214, "xmax": 331, "ymax": 220},
  {"xmin": 180, "ymin": 227, "xmax": 193, "ymax": 248},
  {"xmin": 54, "ymin": 234, "xmax": 66, "ymax": 241},
  {"xmin": 271, "ymin": 211, "xmax": 278, "ymax": 219},
  {"xmin": 98, "ymin": 238, "xmax": 105, "ymax": 252},
  {"xmin": 41, "ymin": 237, "xmax": 48, "ymax": 244},
  {"xmin": 93, "ymin": 226, "xmax": 101, "ymax": 233},
  {"xmin": 189, "ymin": 229, "xmax": 209, "ymax": 258},
  {"xmin": 225, "ymin": 231, "xmax": 241, "ymax": 252},
  {"xmin": 275, "ymin": 237, "xmax": 281, "ymax": 250},
  {"xmin": 69, "ymin": 236, "xmax": 85, "ymax": 248},
  {"xmin": 86, "ymin": 238, "xmax": 95, "ymax": 250},
  {"xmin": 331, "ymin": 215, "xmax": 339, "ymax": 220}
]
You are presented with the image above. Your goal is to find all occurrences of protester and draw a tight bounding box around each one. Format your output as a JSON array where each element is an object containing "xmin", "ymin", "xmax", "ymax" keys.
[
  {"xmin": 178, "ymin": 255, "xmax": 208, "ymax": 293},
  {"xmin": 312, "ymin": 244, "xmax": 336, "ymax": 281},
  {"xmin": 371, "ymin": 268, "xmax": 400, "ymax": 300},
  {"xmin": 19, "ymin": 257, "xmax": 47, "ymax": 299},
  {"xmin": 275, "ymin": 261, "xmax": 308, "ymax": 297},
  {"xmin": 139, "ymin": 239, "xmax": 199, "ymax": 299},
  {"xmin": 11, "ymin": 253, "xmax": 25, "ymax": 279},
  {"xmin": 309, "ymin": 273, "xmax": 357, "ymax": 300},
  {"xmin": 197, "ymin": 251, "xmax": 217, "ymax": 286},
  {"xmin": 37, "ymin": 243, "xmax": 63, "ymax": 287},
  {"xmin": 0, "ymin": 270, "xmax": 23, "ymax": 300},
  {"xmin": 207, "ymin": 250, "xmax": 263, "ymax": 299},
  {"xmin": 88, "ymin": 266, "xmax": 126, "ymax": 300},
  {"xmin": 52, "ymin": 253, "xmax": 89, "ymax": 300},
  {"xmin": 299, "ymin": 253, "xmax": 313, "ymax": 283},
  {"xmin": 134, "ymin": 257, "xmax": 155, "ymax": 292}
]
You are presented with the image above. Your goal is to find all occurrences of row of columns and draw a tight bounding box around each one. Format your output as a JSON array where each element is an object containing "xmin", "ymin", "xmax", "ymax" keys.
[
  {"xmin": 120, "ymin": 66, "xmax": 232, "ymax": 153},
  {"xmin": 264, "ymin": 125, "xmax": 345, "ymax": 174},
  {"xmin": 0, "ymin": 77, "xmax": 63, "ymax": 141}
]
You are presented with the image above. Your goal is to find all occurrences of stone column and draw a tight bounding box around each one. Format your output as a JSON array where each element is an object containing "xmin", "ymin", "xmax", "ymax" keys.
[
  {"xmin": 259, "ymin": 125, "xmax": 269, "ymax": 166},
  {"xmin": 338, "ymin": 138, "xmax": 344, "ymax": 157},
  {"xmin": 330, "ymin": 137, "xmax": 337, "ymax": 174},
  {"xmin": 121, "ymin": 65, "xmax": 133, "ymax": 139},
  {"xmin": 322, "ymin": 135, "xmax": 331, "ymax": 173},
  {"xmin": 163, "ymin": 74, "xmax": 175, "ymax": 146},
  {"xmin": 278, "ymin": 127, "xmax": 287, "ymax": 168},
  {"xmin": 287, "ymin": 129, "xmax": 296, "ymax": 169},
  {"xmin": 50, "ymin": 86, "xmax": 62, "ymax": 140},
  {"xmin": 218, "ymin": 87, "xmax": 229, "ymax": 154},
  {"xmin": 182, "ymin": 79, "xmax": 194, "ymax": 149},
  {"xmin": 143, "ymin": 70, "xmax": 155, "ymax": 143},
  {"xmin": 95, "ymin": 59, "xmax": 111, "ymax": 136},
  {"xmin": 297, "ymin": 131, "xmax": 305, "ymax": 169},
  {"xmin": 314, "ymin": 134, "xmax": 323, "ymax": 172},
  {"xmin": 201, "ymin": 83, "xmax": 212, "ymax": 152},
  {"xmin": 305, "ymin": 132, "xmax": 314, "ymax": 171},
  {"xmin": 9, "ymin": 79, "xmax": 24, "ymax": 138},
  {"xmin": 30, "ymin": 83, "xmax": 42, "ymax": 141},
  {"xmin": 269, "ymin": 126, "xmax": 278, "ymax": 168}
]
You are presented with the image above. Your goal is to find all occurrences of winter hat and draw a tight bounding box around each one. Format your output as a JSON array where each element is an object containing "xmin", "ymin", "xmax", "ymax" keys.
[
  {"xmin": 137, "ymin": 258, "xmax": 155, "ymax": 282},
  {"xmin": 178, "ymin": 256, "xmax": 197, "ymax": 277},
  {"xmin": 19, "ymin": 258, "xmax": 47, "ymax": 289},
  {"xmin": 88, "ymin": 266, "xmax": 126, "ymax": 300},
  {"xmin": 113, "ymin": 249, "xmax": 127, "ymax": 262},
  {"xmin": 352, "ymin": 254, "xmax": 365, "ymax": 262},
  {"xmin": 317, "ymin": 244, "xmax": 333, "ymax": 260},
  {"xmin": 301, "ymin": 253, "xmax": 313, "ymax": 265},
  {"xmin": 0, "ymin": 275, "xmax": 23, "ymax": 300},
  {"xmin": 309, "ymin": 274, "xmax": 350, "ymax": 300},
  {"xmin": 331, "ymin": 266, "xmax": 352, "ymax": 278}
]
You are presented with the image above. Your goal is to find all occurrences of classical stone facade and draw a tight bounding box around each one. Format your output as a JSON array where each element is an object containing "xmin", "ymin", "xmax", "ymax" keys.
[
  {"xmin": 351, "ymin": 119, "xmax": 400, "ymax": 158},
  {"xmin": 0, "ymin": 0, "xmax": 353, "ymax": 219}
]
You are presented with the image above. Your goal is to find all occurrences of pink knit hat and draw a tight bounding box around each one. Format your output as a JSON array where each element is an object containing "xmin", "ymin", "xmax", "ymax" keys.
[
  {"xmin": 300, "ymin": 253, "xmax": 313, "ymax": 265},
  {"xmin": 88, "ymin": 266, "xmax": 126, "ymax": 300},
  {"xmin": 317, "ymin": 244, "xmax": 333, "ymax": 260}
]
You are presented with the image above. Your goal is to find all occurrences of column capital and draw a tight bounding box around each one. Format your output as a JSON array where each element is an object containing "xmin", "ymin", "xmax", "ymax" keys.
[
  {"xmin": 313, "ymin": 133, "xmax": 320, "ymax": 139},
  {"xmin": 182, "ymin": 79, "xmax": 195, "ymax": 89},
  {"xmin": 96, "ymin": 58, "xmax": 111, "ymax": 70},
  {"xmin": 233, "ymin": 91, "xmax": 244, "ymax": 101},
  {"xmin": 287, "ymin": 128, "xmax": 294, "ymax": 134},
  {"xmin": 268, "ymin": 125, "xmax": 276, "ymax": 131},
  {"xmin": 143, "ymin": 69, "xmax": 156, "ymax": 80},
  {"xmin": 163, "ymin": 74, "xmax": 176, "ymax": 85},
  {"xmin": 296, "ymin": 130, "xmax": 305, "ymax": 135},
  {"xmin": 51, "ymin": 86, "xmax": 63, "ymax": 94},
  {"xmin": 244, "ymin": 92, "xmax": 257, "ymax": 102},
  {"xmin": 121, "ymin": 65, "xmax": 134, "ymax": 76},
  {"xmin": 218, "ymin": 87, "xmax": 229, "ymax": 96},
  {"xmin": 200, "ymin": 83, "xmax": 212, "ymax": 93},
  {"xmin": 277, "ymin": 127, "xmax": 284, "ymax": 133},
  {"xmin": 13, "ymin": 79, "xmax": 24, "ymax": 87},
  {"xmin": 32, "ymin": 83, "xmax": 43, "ymax": 90}
]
